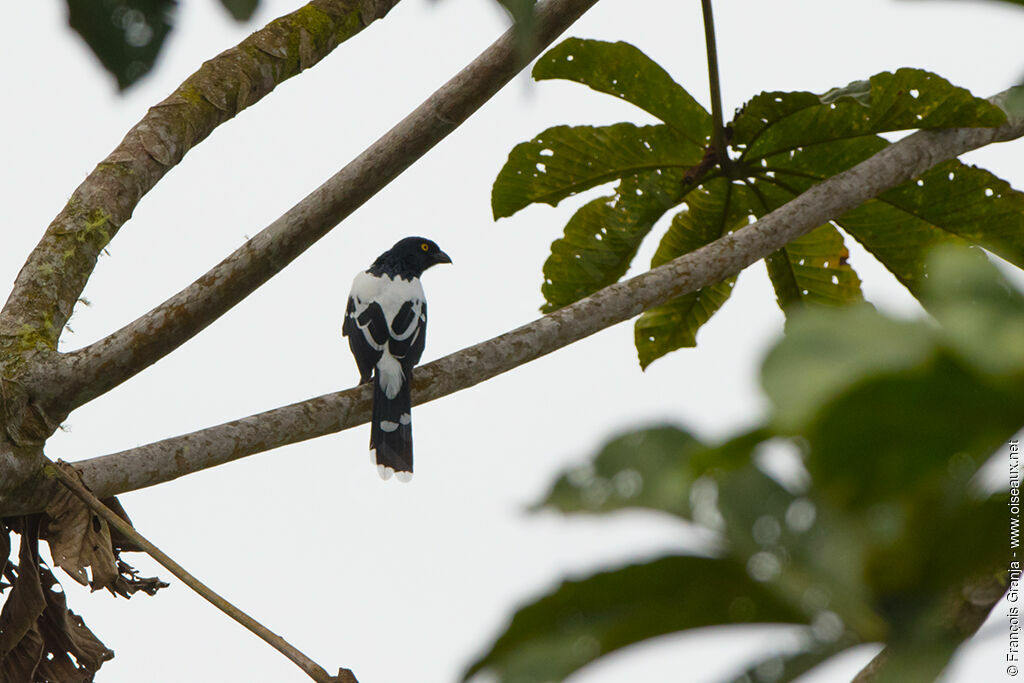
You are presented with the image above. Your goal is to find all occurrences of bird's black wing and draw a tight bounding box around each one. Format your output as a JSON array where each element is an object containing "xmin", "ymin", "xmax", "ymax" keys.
[
  {"xmin": 343, "ymin": 296, "xmax": 384, "ymax": 384},
  {"xmin": 389, "ymin": 299, "xmax": 427, "ymax": 375}
]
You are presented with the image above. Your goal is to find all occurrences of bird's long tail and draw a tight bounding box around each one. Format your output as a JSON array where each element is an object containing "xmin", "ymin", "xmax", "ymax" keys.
[{"xmin": 370, "ymin": 371, "xmax": 413, "ymax": 482}]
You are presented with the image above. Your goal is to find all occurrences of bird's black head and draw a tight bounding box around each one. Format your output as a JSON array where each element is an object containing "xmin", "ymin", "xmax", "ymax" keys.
[{"xmin": 370, "ymin": 236, "xmax": 452, "ymax": 279}]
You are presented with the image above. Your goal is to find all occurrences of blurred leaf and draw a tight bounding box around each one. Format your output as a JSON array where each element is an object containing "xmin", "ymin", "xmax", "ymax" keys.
[
  {"xmin": 66, "ymin": 0, "xmax": 177, "ymax": 90},
  {"xmin": 727, "ymin": 643, "xmax": 853, "ymax": 683},
  {"xmin": 463, "ymin": 555, "xmax": 808, "ymax": 683},
  {"xmin": 634, "ymin": 178, "xmax": 756, "ymax": 368},
  {"xmin": 218, "ymin": 0, "xmax": 258, "ymax": 21},
  {"xmin": 761, "ymin": 305, "xmax": 936, "ymax": 433},
  {"xmin": 538, "ymin": 425, "xmax": 703, "ymax": 517},
  {"xmin": 541, "ymin": 169, "xmax": 686, "ymax": 311},
  {"xmin": 764, "ymin": 247, "xmax": 1024, "ymax": 507},
  {"xmin": 492, "ymin": 123, "xmax": 699, "ymax": 219},
  {"xmin": 924, "ymin": 245, "xmax": 1024, "ymax": 374},
  {"xmin": 804, "ymin": 357, "xmax": 1020, "ymax": 507},
  {"xmin": 715, "ymin": 467, "xmax": 884, "ymax": 638},
  {"xmin": 532, "ymin": 38, "xmax": 711, "ymax": 144},
  {"xmin": 475, "ymin": 244, "xmax": 1024, "ymax": 683}
]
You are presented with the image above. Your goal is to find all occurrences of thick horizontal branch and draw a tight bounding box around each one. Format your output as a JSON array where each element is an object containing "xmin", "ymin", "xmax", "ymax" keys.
[
  {"xmin": 0, "ymin": 0, "xmax": 399, "ymax": 358},
  {"xmin": 64, "ymin": 109, "xmax": 1024, "ymax": 503},
  {"xmin": 28, "ymin": 0, "xmax": 600, "ymax": 419}
]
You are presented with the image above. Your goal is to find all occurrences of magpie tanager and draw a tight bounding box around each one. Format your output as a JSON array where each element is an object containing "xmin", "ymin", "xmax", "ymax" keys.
[{"xmin": 343, "ymin": 237, "xmax": 452, "ymax": 481}]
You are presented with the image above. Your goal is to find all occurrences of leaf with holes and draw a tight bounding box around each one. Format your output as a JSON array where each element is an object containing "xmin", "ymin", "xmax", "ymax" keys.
[
  {"xmin": 763, "ymin": 225, "xmax": 863, "ymax": 309},
  {"xmin": 532, "ymin": 38, "xmax": 712, "ymax": 145},
  {"xmin": 541, "ymin": 169, "xmax": 686, "ymax": 311},
  {"xmin": 634, "ymin": 178, "xmax": 757, "ymax": 368},
  {"xmin": 733, "ymin": 68, "xmax": 1004, "ymax": 160},
  {"xmin": 492, "ymin": 124, "xmax": 699, "ymax": 219},
  {"xmin": 748, "ymin": 175, "xmax": 865, "ymax": 309},
  {"xmin": 462, "ymin": 555, "xmax": 808, "ymax": 683},
  {"xmin": 731, "ymin": 72, "xmax": 1022, "ymax": 301}
]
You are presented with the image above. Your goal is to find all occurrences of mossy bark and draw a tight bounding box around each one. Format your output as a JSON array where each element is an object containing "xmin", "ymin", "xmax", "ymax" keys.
[
  {"xmin": 0, "ymin": 0, "xmax": 399, "ymax": 355},
  {"xmin": 0, "ymin": 0, "xmax": 400, "ymax": 514}
]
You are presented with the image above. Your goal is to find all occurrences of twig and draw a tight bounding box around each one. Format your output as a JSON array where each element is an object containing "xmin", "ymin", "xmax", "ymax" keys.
[
  {"xmin": 45, "ymin": 461, "xmax": 354, "ymax": 683},
  {"xmin": 700, "ymin": 0, "xmax": 730, "ymax": 171}
]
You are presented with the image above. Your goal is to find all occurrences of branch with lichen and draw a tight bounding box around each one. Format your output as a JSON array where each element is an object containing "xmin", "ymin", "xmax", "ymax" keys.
[
  {"xmin": 0, "ymin": 0, "xmax": 400, "ymax": 384},
  {"xmin": 25, "ymin": 108, "xmax": 1011, "ymax": 505},
  {"xmin": 0, "ymin": 0, "xmax": 403, "ymax": 510},
  {"xmin": 23, "ymin": 0, "xmax": 601, "ymax": 422}
]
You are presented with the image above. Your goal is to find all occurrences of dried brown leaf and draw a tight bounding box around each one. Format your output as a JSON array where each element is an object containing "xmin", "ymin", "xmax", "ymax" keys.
[
  {"xmin": 0, "ymin": 516, "xmax": 112, "ymax": 682},
  {"xmin": 43, "ymin": 468, "xmax": 118, "ymax": 591}
]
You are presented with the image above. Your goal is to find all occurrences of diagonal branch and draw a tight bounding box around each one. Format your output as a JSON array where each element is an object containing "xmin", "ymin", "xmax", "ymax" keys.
[
  {"xmin": 46, "ymin": 461, "xmax": 356, "ymax": 683},
  {"xmin": 0, "ymin": 0, "xmax": 401, "ymax": 360},
  {"xmin": 50, "ymin": 108, "xmax": 1023, "ymax": 505},
  {"xmin": 26, "ymin": 0, "xmax": 602, "ymax": 420}
]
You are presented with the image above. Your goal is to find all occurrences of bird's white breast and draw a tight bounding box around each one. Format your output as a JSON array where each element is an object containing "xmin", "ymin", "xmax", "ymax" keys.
[{"xmin": 349, "ymin": 272, "xmax": 425, "ymax": 326}]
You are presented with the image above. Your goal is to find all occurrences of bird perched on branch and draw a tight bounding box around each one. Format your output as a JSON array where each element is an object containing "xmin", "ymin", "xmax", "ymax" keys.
[{"xmin": 343, "ymin": 237, "xmax": 452, "ymax": 481}]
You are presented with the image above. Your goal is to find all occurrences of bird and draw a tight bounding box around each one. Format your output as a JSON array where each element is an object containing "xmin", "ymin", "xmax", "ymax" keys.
[{"xmin": 343, "ymin": 237, "xmax": 452, "ymax": 481}]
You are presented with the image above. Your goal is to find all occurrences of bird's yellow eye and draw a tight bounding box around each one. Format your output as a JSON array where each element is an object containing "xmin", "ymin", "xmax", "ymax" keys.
[{"xmin": 420, "ymin": 243, "xmax": 429, "ymax": 252}]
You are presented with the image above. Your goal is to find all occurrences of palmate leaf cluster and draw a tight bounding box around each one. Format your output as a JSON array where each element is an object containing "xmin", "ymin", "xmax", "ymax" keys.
[
  {"xmin": 492, "ymin": 38, "xmax": 1024, "ymax": 368},
  {"xmin": 465, "ymin": 246, "xmax": 1021, "ymax": 683}
]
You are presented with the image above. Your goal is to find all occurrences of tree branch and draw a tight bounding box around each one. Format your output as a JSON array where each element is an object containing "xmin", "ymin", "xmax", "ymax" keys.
[
  {"xmin": 850, "ymin": 574, "xmax": 1006, "ymax": 682},
  {"xmin": 0, "ymin": 0, "xmax": 400, "ymax": 361},
  {"xmin": 27, "ymin": 0, "xmax": 601, "ymax": 420},
  {"xmin": 47, "ymin": 109, "xmax": 1022, "ymax": 505}
]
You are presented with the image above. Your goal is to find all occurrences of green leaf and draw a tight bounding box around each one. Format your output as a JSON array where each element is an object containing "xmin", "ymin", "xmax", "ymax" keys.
[
  {"xmin": 763, "ymin": 225, "xmax": 864, "ymax": 309},
  {"xmin": 634, "ymin": 178, "xmax": 756, "ymax": 368},
  {"xmin": 540, "ymin": 169, "xmax": 685, "ymax": 311},
  {"xmin": 923, "ymin": 245, "xmax": 1024, "ymax": 374},
  {"xmin": 536, "ymin": 425, "xmax": 767, "ymax": 519},
  {"xmin": 537, "ymin": 425, "xmax": 703, "ymax": 517},
  {"xmin": 492, "ymin": 124, "xmax": 699, "ymax": 219},
  {"xmin": 218, "ymin": 0, "xmax": 259, "ymax": 21},
  {"xmin": 715, "ymin": 467, "xmax": 884, "ymax": 638},
  {"xmin": 763, "ymin": 253, "xmax": 1024, "ymax": 506},
  {"xmin": 802, "ymin": 358, "xmax": 1024, "ymax": 512},
  {"xmin": 729, "ymin": 71, "xmax": 1021, "ymax": 303},
  {"xmin": 761, "ymin": 305, "xmax": 936, "ymax": 433},
  {"xmin": 66, "ymin": 0, "xmax": 176, "ymax": 91},
  {"xmin": 462, "ymin": 556, "xmax": 808, "ymax": 683},
  {"xmin": 533, "ymin": 38, "xmax": 712, "ymax": 146},
  {"xmin": 734, "ymin": 69, "xmax": 1004, "ymax": 160},
  {"xmin": 726, "ymin": 643, "xmax": 853, "ymax": 683},
  {"xmin": 870, "ymin": 161, "xmax": 1024, "ymax": 270}
]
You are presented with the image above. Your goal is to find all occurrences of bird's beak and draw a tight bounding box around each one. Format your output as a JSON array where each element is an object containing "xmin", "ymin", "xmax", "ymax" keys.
[{"xmin": 434, "ymin": 250, "xmax": 452, "ymax": 264}]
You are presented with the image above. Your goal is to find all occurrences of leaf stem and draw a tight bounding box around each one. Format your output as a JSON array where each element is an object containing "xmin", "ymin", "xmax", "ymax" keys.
[
  {"xmin": 700, "ymin": 0, "xmax": 730, "ymax": 171},
  {"xmin": 45, "ymin": 461, "xmax": 355, "ymax": 683}
]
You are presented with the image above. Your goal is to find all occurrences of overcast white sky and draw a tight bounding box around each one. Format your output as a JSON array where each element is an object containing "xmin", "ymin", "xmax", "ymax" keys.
[{"xmin": 4, "ymin": 0, "xmax": 1024, "ymax": 681}]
